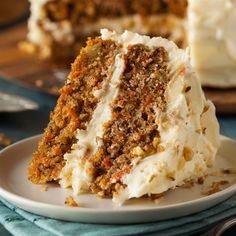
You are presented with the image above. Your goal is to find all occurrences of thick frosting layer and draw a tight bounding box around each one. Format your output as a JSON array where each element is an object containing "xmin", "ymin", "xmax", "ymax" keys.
[
  {"xmin": 60, "ymin": 30, "xmax": 220, "ymax": 204},
  {"xmin": 188, "ymin": 0, "xmax": 236, "ymax": 87}
]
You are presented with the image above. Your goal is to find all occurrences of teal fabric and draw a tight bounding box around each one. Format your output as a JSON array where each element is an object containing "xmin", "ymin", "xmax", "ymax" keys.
[
  {"xmin": 1, "ymin": 77, "xmax": 236, "ymax": 236},
  {"xmin": 1, "ymin": 195, "xmax": 236, "ymax": 236}
]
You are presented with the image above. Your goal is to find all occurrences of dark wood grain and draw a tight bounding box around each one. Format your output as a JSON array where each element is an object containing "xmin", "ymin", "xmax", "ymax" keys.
[
  {"xmin": 0, "ymin": 0, "xmax": 29, "ymax": 26},
  {"xmin": 204, "ymin": 88, "xmax": 236, "ymax": 114},
  {"xmin": 0, "ymin": 23, "xmax": 70, "ymax": 95},
  {"xmin": 0, "ymin": 23, "xmax": 236, "ymax": 113}
]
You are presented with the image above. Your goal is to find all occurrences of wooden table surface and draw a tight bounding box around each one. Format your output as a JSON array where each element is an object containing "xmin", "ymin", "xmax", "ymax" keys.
[{"xmin": 0, "ymin": 0, "xmax": 29, "ymax": 25}]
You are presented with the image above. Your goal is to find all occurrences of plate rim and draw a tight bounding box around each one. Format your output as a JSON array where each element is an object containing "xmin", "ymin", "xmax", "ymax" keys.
[{"xmin": 0, "ymin": 134, "xmax": 236, "ymax": 214}]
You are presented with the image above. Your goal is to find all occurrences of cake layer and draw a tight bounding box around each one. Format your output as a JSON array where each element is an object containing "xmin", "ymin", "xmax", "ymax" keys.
[
  {"xmin": 58, "ymin": 30, "xmax": 220, "ymax": 204},
  {"xmin": 189, "ymin": 0, "xmax": 236, "ymax": 87},
  {"xmin": 28, "ymin": 38, "xmax": 119, "ymax": 183},
  {"xmin": 42, "ymin": 0, "xmax": 182, "ymax": 22},
  {"xmin": 60, "ymin": 53, "xmax": 125, "ymax": 193}
]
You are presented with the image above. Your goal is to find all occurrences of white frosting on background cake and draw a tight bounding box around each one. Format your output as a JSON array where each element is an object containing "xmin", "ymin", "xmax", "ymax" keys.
[
  {"xmin": 60, "ymin": 30, "xmax": 220, "ymax": 204},
  {"xmin": 28, "ymin": 0, "xmax": 74, "ymax": 57},
  {"xmin": 28, "ymin": 0, "xmax": 236, "ymax": 87},
  {"xmin": 188, "ymin": 0, "xmax": 236, "ymax": 87},
  {"xmin": 28, "ymin": 0, "xmax": 185, "ymax": 58}
]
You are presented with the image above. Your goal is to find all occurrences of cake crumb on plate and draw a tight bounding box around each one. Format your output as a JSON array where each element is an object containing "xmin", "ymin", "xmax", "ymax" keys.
[
  {"xmin": 41, "ymin": 185, "xmax": 48, "ymax": 191},
  {"xmin": 0, "ymin": 133, "xmax": 11, "ymax": 146},
  {"xmin": 65, "ymin": 196, "xmax": 79, "ymax": 207},
  {"xmin": 202, "ymin": 180, "xmax": 230, "ymax": 196}
]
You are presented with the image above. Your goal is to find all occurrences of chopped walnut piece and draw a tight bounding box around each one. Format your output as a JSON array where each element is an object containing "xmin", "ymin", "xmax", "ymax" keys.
[
  {"xmin": 202, "ymin": 183, "xmax": 220, "ymax": 196},
  {"xmin": 203, "ymin": 105, "xmax": 209, "ymax": 113},
  {"xmin": 152, "ymin": 137, "xmax": 160, "ymax": 148},
  {"xmin": 41, "ymin": 185, "xmax": 48, "ymax": 191},
  {"xmin": 0, "ymin": 133, "xmax": 11, "ymax": 146},
  {"xmin": 153, "ymin": 197, "xmax": 164, "ymax": 204},
  {"xmin": 202, "ymin": 127, "xmax": 207, "ymax": 135},
  {"xmin": 222, "ymin": 168, "xmax": 236, "ymax": 175},
  {"xmin": 65, "ymin": 196, "xmax": 79, "ymax": 207},
  {"xmin": 198, "ymin": 175, "xmax": 207, "ymax": 185},
  {"xmin": 150, "ymin": 193, "xmax": 164, "ymax": 204},
  {"xmin": 148, "ymin": 175, "xmax": 157, "ymax": 183},
  {"xmin": 177, "ymin": 158, "xmax": 185, "ymax": 170},
  {"xmin": 157, "ymin": 145, "xmax": 165, "ymax": 153},
  {"xmin": 166, "ymin": 171, "xmax": 175, "ymax": 181},
  {"xmin": 218, "ymin": 180, "xmax": 230, "ymax": 185},
  {"xmin": 181, "ymin": 181, "xmax": 194, "ymax": 188},
  {"xmin": 131, "ymin": 146, "xmax": 145, "ymax": 157},
  {"xmin": 202, "ymin": 180, "xmax": 229, "ymax": 196},
  {"xmin": 184, "ymin": 86, "xmax": 191, "ymax": 93},
  {"xmin": 183, "ymin": 147, "xmax": 193, "ymax": 161}
]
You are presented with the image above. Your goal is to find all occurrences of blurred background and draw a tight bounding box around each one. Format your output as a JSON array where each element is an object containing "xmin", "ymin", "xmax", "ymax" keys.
[{"xmin": 0, "ymin": 1, "xmax": 29, "ymax": 26}]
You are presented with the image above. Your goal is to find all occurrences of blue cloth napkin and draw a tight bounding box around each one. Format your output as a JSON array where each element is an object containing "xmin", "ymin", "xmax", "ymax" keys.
[{"xmin": 1, "ymin": 195, "xmax": 236, "ymax": 236}]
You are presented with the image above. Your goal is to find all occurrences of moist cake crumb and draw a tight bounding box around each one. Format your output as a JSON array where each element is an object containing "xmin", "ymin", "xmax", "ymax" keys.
[
  {"xmin": 65, "ymin": 196, "xmax": 79, "ymax": 207},
  {"xmin": 0, "ymin": 133, "xmax": 11, "ymax": 147},
  {"xmin": 181, "ymin": 181, "xmax": 194, "ymax": 189},
  {"xmin": 41, "ymin": 185, "xmax": 48, "ymax": 191},
  {"xmin": 197, "ymin": 175, "xmax": 207, "ymax": 185},
  {"xmin": 202, "ymin": 180, "xmax": 230, "ymax": 196},
  {"xmin": 222, "ymin": 168, "xmax": 236, "ymax": 175},
  {"xmin": 150, "ymin": 193, "xmax": 164, "ymax": 204}
]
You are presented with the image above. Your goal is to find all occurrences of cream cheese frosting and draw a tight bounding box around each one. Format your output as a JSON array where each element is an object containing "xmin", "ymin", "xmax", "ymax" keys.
[
  {"xmin": 60, "ymin": 30, "xmax": 220, "ymax": 204},
  {"xmin": 188, "ymin": 0, "xmax": 236, "ymax": 87}
]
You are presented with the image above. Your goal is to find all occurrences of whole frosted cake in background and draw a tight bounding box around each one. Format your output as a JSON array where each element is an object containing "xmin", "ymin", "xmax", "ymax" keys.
[
  {"xmin": 25, "ymin": 0, "xmax": 236, "ymax": 88},
  {"xmin": 188, "ymin": 0, "xmax": 236, "ymax": 87},
  {"xmin": 28, "ymin": 29, "xmax": 220, "ymax": 204},
  {"xmin": 27, "ymin": 0, "xmax": 187, "ymax": 59}
]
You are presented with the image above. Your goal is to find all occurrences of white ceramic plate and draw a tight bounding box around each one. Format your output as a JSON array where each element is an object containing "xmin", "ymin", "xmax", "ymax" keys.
[{"xmin": 0, "ymin": 135, "xmax": 236, "ymax": 224}]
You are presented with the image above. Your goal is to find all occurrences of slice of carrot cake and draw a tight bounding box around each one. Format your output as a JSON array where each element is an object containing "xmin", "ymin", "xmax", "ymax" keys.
[{"xmin": 28, "ymin": 29, "xmax": 220, "ymax": 204}]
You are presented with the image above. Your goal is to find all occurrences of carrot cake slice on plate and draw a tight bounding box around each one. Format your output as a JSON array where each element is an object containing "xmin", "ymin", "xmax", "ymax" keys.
[{"xmin": 28, "ymin": 29, "xmax": 220, "ymax": 204}]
